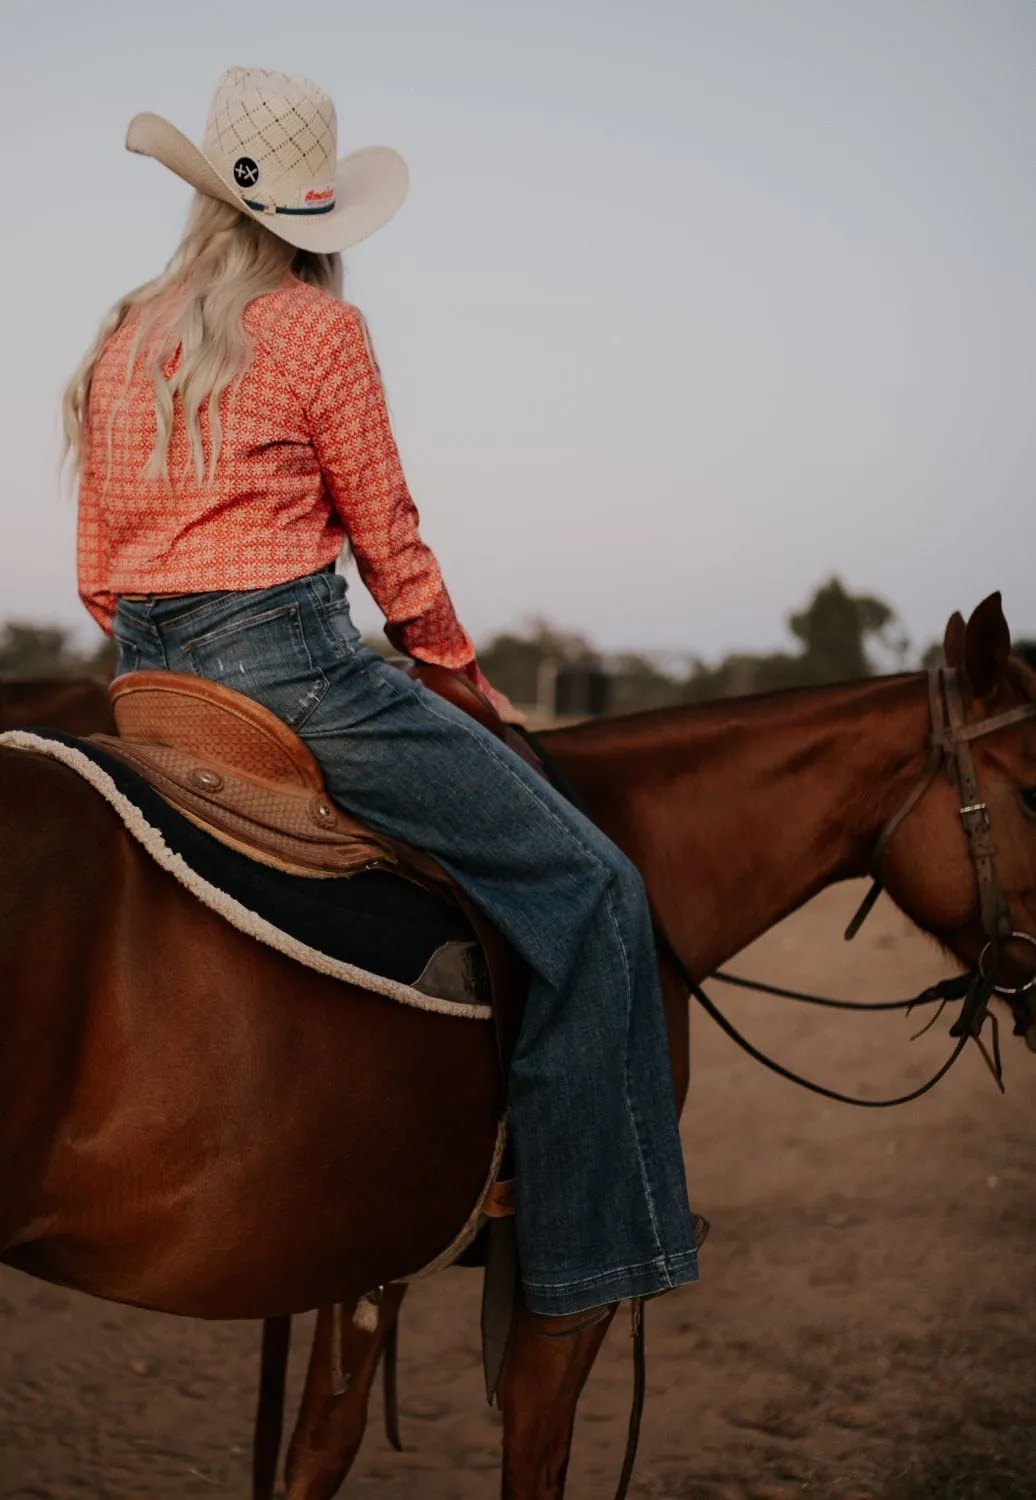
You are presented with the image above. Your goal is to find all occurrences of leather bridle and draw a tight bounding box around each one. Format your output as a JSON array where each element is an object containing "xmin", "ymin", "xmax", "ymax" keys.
[
  {"xmin": 654, "ymin": 665, "xmax": 1036, "ymax": 1107},
  {"xmin": 845, "ymin": 666, "xmax": 1036, "ymax": 1006}
]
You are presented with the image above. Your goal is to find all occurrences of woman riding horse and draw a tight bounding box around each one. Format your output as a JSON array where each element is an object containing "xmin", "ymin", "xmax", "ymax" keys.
[{"xmin": 64, "ymin": 67, "xmax": 702, "ymax": 1330}]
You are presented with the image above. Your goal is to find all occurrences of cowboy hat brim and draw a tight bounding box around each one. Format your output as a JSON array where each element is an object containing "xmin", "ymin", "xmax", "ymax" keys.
[{"xmin": 126, "ymin": 112, "xmax": 409, "ymax": 253}]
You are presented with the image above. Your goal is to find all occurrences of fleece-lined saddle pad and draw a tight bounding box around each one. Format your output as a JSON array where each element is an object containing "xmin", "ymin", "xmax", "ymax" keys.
[{"xmin": 0, "ymin": 729, "xmax": 491, "ymax": 1020}]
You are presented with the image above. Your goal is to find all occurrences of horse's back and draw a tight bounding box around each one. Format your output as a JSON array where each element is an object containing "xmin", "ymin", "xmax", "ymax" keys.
[{"xmin": 0, "ymin": 677, "xmax": 115, "ymax": 735}]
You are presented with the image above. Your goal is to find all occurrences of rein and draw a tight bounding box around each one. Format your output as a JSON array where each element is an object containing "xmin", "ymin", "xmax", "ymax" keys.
[
  {"xmin": 658, "ymin": 939, "xmax": 992, "ymax": 1109},
  {"xmin": 657, "ymin": 666, "xmax": 1036, "ymax": 1106}
]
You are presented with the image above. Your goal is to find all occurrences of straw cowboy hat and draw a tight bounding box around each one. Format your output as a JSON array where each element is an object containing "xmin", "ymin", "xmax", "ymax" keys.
[{"xmin": 126, "ymin": 67, "xmax": 409, "ymax": 253}]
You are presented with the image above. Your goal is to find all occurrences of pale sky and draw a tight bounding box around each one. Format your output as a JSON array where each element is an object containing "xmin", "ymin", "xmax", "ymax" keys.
[{"xmin": 2, "ymin": 0, "xmax": 1034, "ymax": 660}]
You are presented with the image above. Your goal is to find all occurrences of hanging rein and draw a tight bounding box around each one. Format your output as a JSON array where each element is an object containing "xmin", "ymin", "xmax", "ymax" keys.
[{"xmin": 654, "ymin": 666, "xmax": 1036, "ymax": 1107}]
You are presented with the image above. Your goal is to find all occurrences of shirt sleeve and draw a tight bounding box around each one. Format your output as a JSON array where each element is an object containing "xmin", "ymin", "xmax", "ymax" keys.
[
  {"xmin": 76, "ymin": 409, "xmax": 117, "ymax": 636},
  {"xmin": 305, "ymin": 302, "xmax": 480, "ymax": 672}
]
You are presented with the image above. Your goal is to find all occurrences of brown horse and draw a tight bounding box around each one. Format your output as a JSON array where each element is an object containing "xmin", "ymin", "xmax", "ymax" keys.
[
  {"xmin": 2, "ymin": 594, "xmax": 1035, "ymax": 1500},
  {"xmin": 0, "ymin": 675, "xmax": 115, "ymax": 734}
]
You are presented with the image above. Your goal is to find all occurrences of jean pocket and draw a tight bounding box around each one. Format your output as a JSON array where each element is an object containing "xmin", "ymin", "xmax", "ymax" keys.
[{"xmin": 181, "ymin": 602, "xmax": 329, "ymax": 730}]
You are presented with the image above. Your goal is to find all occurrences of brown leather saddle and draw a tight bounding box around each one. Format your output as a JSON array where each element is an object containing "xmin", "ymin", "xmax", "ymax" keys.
[
  {"xmin": 94, "ymin": 664, "xmax": 525, "ymax": 883},
  {"xmin": 91, "ymin": 661, "xmax": 530, "ymax": 1060}
]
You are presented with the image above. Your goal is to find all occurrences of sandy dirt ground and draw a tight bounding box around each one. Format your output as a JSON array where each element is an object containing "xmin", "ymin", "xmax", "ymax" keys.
[{"xmin": 2, "ymin": 881, "xmax": 1035, "ymax": 1499}]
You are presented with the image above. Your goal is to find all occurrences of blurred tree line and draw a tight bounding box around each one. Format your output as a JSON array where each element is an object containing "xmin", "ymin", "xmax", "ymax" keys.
[
  {"xmin": 3, "ymin": 577, "xmax": 1031, "ymax": 714},
  {"xmin": 478, "ymin": 577, "xmax": 914, "ymax": 713},
  {"xmin": 0, "ymin": 622, "xmax": 114, "ymax": 679}
]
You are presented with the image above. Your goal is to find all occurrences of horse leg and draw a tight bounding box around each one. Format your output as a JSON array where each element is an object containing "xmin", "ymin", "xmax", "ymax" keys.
[
  {"xmin": 499, "ymin": 1297, "xmax": 617, "ymax": 1500},
  {"xmin": 381, "ymin": 1304, "xmax": 403, "ymax": 1451},
  {"xmin": 253, "ymin": 1315, "xmax": 292, "ymax": 1500},
  {"xmin": 283, "ymin": 1285, "xmax": 408, "ymax": 1500}
]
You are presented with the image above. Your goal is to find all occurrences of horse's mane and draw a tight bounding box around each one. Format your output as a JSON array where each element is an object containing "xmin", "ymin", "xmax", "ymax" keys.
[
  {"xmin": 540, "ymin": 670, "xmax": 920, "ymax": 748},
  {"xmin": 542, "ymin": 654, "xmax": 1036, "ymax": 751}
]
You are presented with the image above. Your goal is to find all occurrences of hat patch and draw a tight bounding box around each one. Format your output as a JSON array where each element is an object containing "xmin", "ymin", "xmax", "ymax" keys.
[
  {"xmin": 301, "ymin": 183, "xmax": 335, "ymax": 208},
  {"xmin": 233, "ymin": 156, "xmax": 260, "ymax": 188}
]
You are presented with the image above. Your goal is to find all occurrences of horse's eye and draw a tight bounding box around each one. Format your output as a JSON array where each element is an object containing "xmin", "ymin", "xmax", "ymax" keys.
[{"xmin": 1023, "ymin": 788, "xmax": 1036, "ymax": 816}]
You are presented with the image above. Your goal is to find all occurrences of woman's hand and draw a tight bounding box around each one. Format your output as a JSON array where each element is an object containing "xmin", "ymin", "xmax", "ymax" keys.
[
  {"xmin": 490, "ymin": 690, "xmax": 529, "ymax": 728},
  {"xmin": 467, "ymin": 666, "xmax": 528, "ymax": 727}
]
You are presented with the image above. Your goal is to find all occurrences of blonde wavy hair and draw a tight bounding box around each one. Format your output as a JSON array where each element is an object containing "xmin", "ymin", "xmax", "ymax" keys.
[{"xmin": 63, "ymin": 192, "xmax": 343, "ymax": 483}]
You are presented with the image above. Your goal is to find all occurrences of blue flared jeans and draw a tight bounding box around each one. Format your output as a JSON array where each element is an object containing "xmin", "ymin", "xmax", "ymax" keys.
[{"xmin": 112, "ymin": 569, "xmax": 699, "ymax": 1315}]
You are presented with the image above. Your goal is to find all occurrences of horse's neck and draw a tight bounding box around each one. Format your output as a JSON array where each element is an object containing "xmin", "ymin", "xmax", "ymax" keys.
[{"xmin": 545, "ymin": 675, "xmax": 931, "ymax": 973}]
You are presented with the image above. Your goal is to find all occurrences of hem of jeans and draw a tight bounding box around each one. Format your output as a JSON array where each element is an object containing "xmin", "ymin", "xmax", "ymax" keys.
[{"xmin": 522, "ymin": 1249, "xmax": 699, "ymax": 1317}]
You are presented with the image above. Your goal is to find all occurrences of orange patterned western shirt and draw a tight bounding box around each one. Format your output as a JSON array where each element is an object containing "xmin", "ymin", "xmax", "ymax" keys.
[{"xmin": 77, "ymin": 278, "xmax": 499, "ymax": 700}]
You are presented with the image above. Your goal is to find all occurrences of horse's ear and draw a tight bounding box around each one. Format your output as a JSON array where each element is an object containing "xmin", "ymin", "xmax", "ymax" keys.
[
  {"xmin": 943, "ymin": 611, "xmax": 966, "ymax": 669},
  {"xmin": 962, "ymin": 592, "xmax": 1011, "ymax": 698}
]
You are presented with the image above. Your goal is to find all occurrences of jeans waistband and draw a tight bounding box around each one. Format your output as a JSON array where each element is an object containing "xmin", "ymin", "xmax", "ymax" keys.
[{"xmin": 115, "ymin": 567, "xmax": 342, "ymax": 634}]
